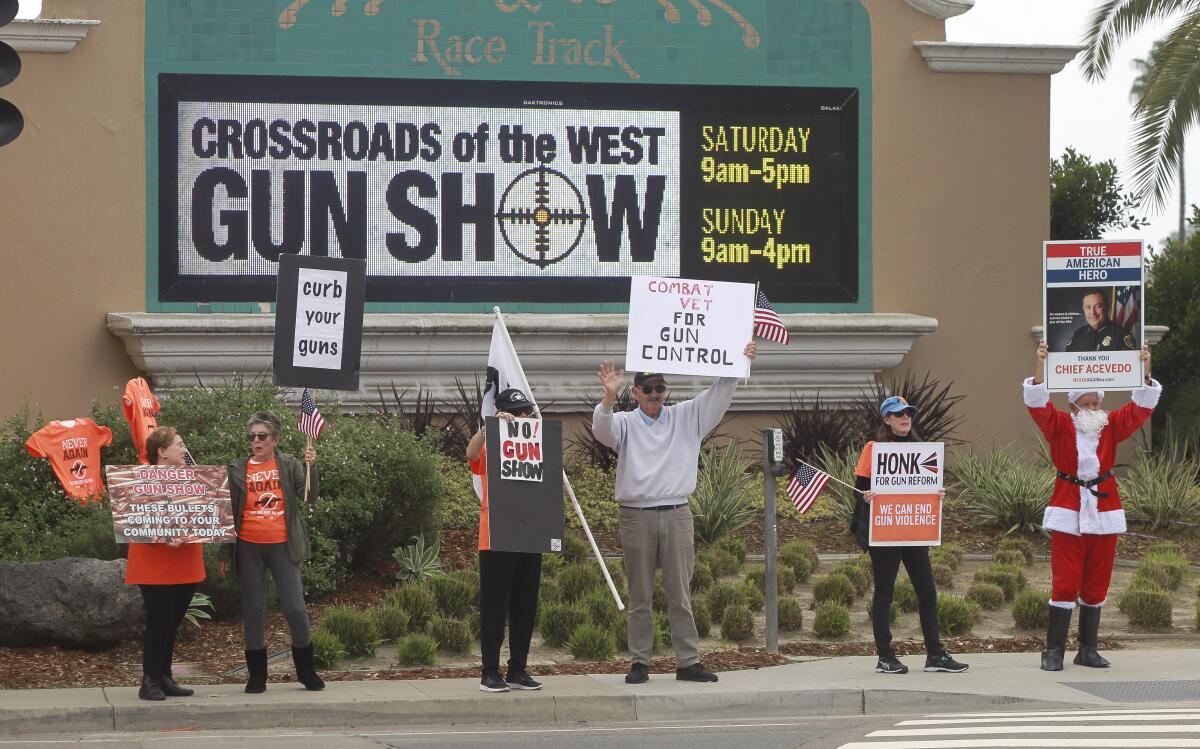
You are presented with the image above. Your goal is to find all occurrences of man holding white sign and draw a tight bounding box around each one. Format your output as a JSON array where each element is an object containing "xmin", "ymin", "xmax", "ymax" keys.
[{"xmin": 592, "ymin": 340, "xmax": 756, "ymax": 684}]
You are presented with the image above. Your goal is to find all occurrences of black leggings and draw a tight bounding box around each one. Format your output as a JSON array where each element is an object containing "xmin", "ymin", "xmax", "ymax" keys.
[
  {"xmin": 868, "ymin": 546, "xmax": 942, "ymax": 657},
  {"xmin": 478, "ymin": 550, "xmax": 542, "ymax": 674},
  {"xmin": 139, "ymin": 583, "xmax": 198, "ymax": 677}
]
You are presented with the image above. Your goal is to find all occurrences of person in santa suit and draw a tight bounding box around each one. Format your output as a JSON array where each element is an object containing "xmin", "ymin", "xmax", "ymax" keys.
[{"xmin": 1024, "ymin": 339, "xmax": 1160, "ymax": 671}]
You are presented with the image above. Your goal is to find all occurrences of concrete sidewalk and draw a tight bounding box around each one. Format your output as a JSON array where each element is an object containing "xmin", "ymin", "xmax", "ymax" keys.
[{"xmin": 5, "ymin": 648, "xmax": 1200, "ymax": 736}]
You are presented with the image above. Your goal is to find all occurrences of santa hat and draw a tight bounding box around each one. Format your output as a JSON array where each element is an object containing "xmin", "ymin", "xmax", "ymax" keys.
[{"xmin": 1067, "ymin": 390, "xmax": 1105, "ymax": 405}]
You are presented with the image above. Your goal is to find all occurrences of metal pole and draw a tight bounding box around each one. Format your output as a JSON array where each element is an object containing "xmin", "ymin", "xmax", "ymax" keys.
[{"xmin": 763, "ymin": 428, "xmax": 779, "ymax": 654}]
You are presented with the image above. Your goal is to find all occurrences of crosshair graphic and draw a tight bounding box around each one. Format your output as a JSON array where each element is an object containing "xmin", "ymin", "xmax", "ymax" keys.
[{"xmin": 496, "ymin": 165, "xmax": 590, "ymax": 269}]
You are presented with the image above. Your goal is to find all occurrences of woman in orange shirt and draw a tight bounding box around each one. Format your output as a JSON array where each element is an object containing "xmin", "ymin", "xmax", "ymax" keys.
[
  {"xmin": 849, "ymin": 397, "xmax": 967, "ymax": 676},
  {"xmin": 125, "ymin": 426, "xmax": 206, "ymax": 701}
]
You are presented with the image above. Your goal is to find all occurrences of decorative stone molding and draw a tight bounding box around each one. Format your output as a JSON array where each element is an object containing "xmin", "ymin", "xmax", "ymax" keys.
[
  {"xmin": 107, "ymin": 312, "xmax": 939, "ymax": 412},
  {"xmin": 914, "ymin": 41, "xmax": 1083, "ymax": 74},
  {"xmin": 0, "ymin": 18, "xmax": 100, "ymax": 53},
  {"xmin": 904, "ymin": 0, "xmax": 975, "ymax": 20},
  {"xmin": 1030, "ymin": 325, "xmax": 1168, "ymax": 345}
]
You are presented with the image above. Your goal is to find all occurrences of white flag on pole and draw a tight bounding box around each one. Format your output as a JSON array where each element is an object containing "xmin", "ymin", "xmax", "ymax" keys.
[{"xmin": 482, "ymin": 315, "xmax": 536, "ymax": 420}]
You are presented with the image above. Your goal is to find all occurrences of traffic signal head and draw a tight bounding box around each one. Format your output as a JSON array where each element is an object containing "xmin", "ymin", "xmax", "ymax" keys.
[{"xmin": 0, "ymin": 0, "xmax": 22, "ymax": 148}]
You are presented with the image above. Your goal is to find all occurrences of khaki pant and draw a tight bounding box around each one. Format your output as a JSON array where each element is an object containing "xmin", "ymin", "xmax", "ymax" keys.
[{"xmin": 618, "ymin": 504, "xmax": 699, "ymax": 667}]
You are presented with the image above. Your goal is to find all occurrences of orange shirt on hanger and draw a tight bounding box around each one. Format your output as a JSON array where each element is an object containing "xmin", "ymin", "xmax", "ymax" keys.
[
  {"xmin": 25, "ymin": 419, "xmax": 113, "ymax": 503},
  {"xmin": 122, "ymin": 377, "xmax": 161, "ymax": 465}
]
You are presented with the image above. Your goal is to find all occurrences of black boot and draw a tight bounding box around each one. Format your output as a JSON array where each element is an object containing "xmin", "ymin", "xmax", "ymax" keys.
[
  {"xmin": 244, "ymin": 648, "xmax": 268, "ymax": 694},
  {"xmin": 1040, "ymin": 605, "xmax": 1072, "ymax": 671},
  {"xmin": 1073, "ymin": 604, "xmax": 1111, "ymax": 668},
  {"xmin": 291, "ymin": 642, "xmax": 325, "ymax": 691},
  {"xmin": 158, "ymin": 672, "xmax": 194, "ymax": 697},
  {"xmin": 138, "ymin": 673, "xmax": 165, "ymax": 701}
]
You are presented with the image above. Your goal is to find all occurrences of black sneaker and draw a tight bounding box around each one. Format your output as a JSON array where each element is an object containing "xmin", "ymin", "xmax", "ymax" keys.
[
  {"xmin": 875, "ymin": 654, "xmax": 908, "ymax": 674},
  {"xmin": 479, "ymin": 671, "xmax": 510, "ymax": 692},
  {"xmin": 925, "ymin": 653, "xmax": 969, "ymax": 673},
  {"xmin": 505, "ymin": 670, "xmax": 542, "ymax": 690},
  {"xmin": 676, "ymin": 663, "xmax": 719, "ymax": 682},
  {"xmin": 625, "ymin": 662, "xmax": 649, "ymax": 684}
]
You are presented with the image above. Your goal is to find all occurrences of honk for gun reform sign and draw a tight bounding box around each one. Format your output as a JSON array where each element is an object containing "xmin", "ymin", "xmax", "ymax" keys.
[{"xmin": 868, "ymin": 442, "xmax": 944, "ymax": 547}]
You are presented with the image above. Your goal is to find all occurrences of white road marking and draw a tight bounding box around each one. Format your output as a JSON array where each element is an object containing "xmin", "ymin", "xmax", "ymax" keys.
[
  {"xmin": 921, "ymin": 707, "xmax": 1200, "ymax": 718},
  {"xmin": 871, "ymin": 724, "xmax": 1200, "ymax": 737},
  {"xmin": 899, "ymin": 712, "xmax": 1200, "ymax": 725},
  {"xmin": 840, "ymin": 741, "xmax": 1200, "ymax": 749}
]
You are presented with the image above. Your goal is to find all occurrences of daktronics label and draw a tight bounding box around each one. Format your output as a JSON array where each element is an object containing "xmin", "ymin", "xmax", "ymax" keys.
[{"xmin": 158, "ymin": 76, "xmax": 859, "ymax": 303}]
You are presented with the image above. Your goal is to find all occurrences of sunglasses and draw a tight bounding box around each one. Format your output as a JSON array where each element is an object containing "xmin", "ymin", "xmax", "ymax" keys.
[
  {"xmin": 506, "ymin": 408, "xmax": 535, "ymax": 417},
  {"xmin": 247, "ymin": 432, "xmax": 273, "ymax": 441},
  {"xmin": 638, "ymin": 384, "xmax": 667, "ymax": 394}
]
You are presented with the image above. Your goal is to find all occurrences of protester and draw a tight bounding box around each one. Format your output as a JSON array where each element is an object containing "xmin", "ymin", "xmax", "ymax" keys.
[
  {"xmin": 591, "ymin": 342, "xmax": 756, "ymax": 684},
  {"xmin": 1025, "ymin": 340, "xmax": 1159, "ymax": 670},
  {"xmin": 850, "ymin": 397, "xmax": 968, "ymax": 675},
  {"xmin": 218, "ymin": 411, "xmax": 323, "ymax": 693},
  {"xmin": 466, "ymin": 387, "xmax": 544, "ymax": 693},
  {"xmin": 126, "ymin": 426, "xmax": 206, "ymax": 701}
]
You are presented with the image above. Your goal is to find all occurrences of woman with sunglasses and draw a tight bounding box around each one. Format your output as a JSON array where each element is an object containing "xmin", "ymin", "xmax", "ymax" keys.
[
  {"xmin": 466, "ymin": 388, "xmax": 544, "ymax": 693},
  {"xmin": 217, "ymin": 411, "xmax": 323, "ymax": 693},
  {"xmin": 850, "ymin": 397, "xmax": 968, "ymax": 675}
]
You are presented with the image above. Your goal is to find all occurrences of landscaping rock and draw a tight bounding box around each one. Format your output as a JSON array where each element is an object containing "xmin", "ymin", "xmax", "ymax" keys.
[{"xmin": 0, "ymin": 557, "xmax": 141, "ymax": 648}]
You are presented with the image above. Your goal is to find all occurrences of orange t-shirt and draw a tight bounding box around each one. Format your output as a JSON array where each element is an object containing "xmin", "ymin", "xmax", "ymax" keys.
[
  {"xmin": 240, "ymin": 458, "xmax": 287, "ymax": 544},
  {"xmin": 125, "ymin": 542, "xmax": 206, "ymax": 585},
  {"xmin": 854, "ymin": 441, "xmax": 875, "ymax": 479},
  {"xmin": 122, "ymin": 377, "xmax": 161, "ymax": 465},
  {"xmin": 469, "ymin": 446, "xmax": 491, "ymax": 551},
  {"xmin": 25, "ymin": 419, "xmax": 113, "ymax": 503}
]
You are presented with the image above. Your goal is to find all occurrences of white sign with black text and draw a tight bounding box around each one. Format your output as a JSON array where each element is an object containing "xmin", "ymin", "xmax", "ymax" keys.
[{"xmin": 292, "ymin": 267, "xmax": 349, "ymax": 370}]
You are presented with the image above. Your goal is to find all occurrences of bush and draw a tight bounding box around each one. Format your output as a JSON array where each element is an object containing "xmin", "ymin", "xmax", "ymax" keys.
[
  {"xmin": 937, "ymin": 595, "xmax": 980, "ymax": 635},
  {"xmin": 743, "ymin": 581, "xmax": 764, "ymax": 613},
  {"xmin": 930, "ymin": 542, "xmax": 965, "ymax": 570},
  {"xmin": 1134, "ymin": 559, "xmax": 1186, "ymax": 592},
  {"xmin": 812, "ymin": 574, "xmax": 856, "ymax": 607},
  {"xmin": 448, "ymin": 568, "xmax": 481, "ymax": 602},
  {"xmin": 1010, "ymin": 589, "xmax": 1051, "ymax": 630},
  {"xmin": 371, "ymin": 605, "xmax": 410, "ymax": 643},
  {"xmin": 319, "ymin": 606, "xmax": 380, "ymax": 658},
  {"xmin": 429, "ymin": 574, "xmax": 476, "ymax": 618},
  {"xmin": 994, "ymin": 550, "xmax": 1026, "ymax": 567},
  {"xmin": 653, "ymin": 578, "xmax": 668, "ymax": 613},
  {"xmin": 563, "ymin": 532, "xmax": 591, "ymax": 563},
  {"xmin": 967, "ymin": 582, "xmax": 1006, "ymax": 610},
  {"xmin": 831, "ymin": 560, "xmax": 871, "ymax": 596},
  {"xmin": 428, "ymin": 615, "xmax": 473, "ymax": 654},
  {"xmin": 779, "ymin": 539, "xmax": 819, "ymax": 578},
  {"xmin": 954, "ymin": 447, "xmax": 1054, "ymax": 534},
  {"xmin": 704, "ymin": 548, "xmax": 741, "ymax": 577},
  {"xmin": 720, "ymin": 603, "xmax": 754, "ymax": 642},
  {"xmin": 930, "ymin": 563, "xmax": 954, "ymax": 590},
  {"xmin": 388, "ymin": 583, "xmax": 436, "ymax": 632},
  {"xmin": 1118, "ymin": 587, "xmax": 1173, "ymax": 630},
  {"xmin": 746, "ymin": 566, "xmax": 796, "ymax": 595},
  {"xmin": 716, "ymin": 536, "xmax": 747, "ymax": 566},
  {"xmin": 539, "ymin": 602, "xmax": 588, "ymax": 647},
  {"xmin": 396, "ymin": 633, "xmax": 438, "ymax": 665},
  {"xmin": 311, "ymin": 628, "xmax": 346, "ymax": 668},
  {"xmin": 996, "ymin": 537, "xmax": 1036, "ymax": 564},
  {"xmin": 866, "ymin": 596, "xmax": 900, "ymax": 624},
  {"xmin": 580, "ymin": 588, "xmax": 621, "ymax": 630},
  {"xmin": 608, "ymin": 616, "xmax": 628, "ymax": 651},
  {"xmin": 706, "ymin": 582, "xmax": 747, "ymax": 624},
  {"xmin": 974, "ymin": 564, "xmax": 1026, "ymax": 601},
  {"xmin": 566, "ymin": 623, "xmax": 616, "ymax": 661},
  {"xmin": 1121, "ymin": 444, "xmax": 1200, "ymax": 529},
  {"xmin": 541, "ymin": 552, "xmax": 565, "ymax": 578},
  {"xmin": 691, "ymin": 559, "xmax": 714, "ymax": 592},
  {"xmin": 813, "ymin": 444, "xmax": 862, "ymax": 525},
  {"xmin": 690, "ymin": 444, "xmax": 758, "ymax": 544},
  {"xmin": 653, "ymin": 612, "xmax": 671, "ymax": 653},
  {"xmin": 692, "ymin": 595, "xmax": 712, "ymax": 637},
  {"xmin": 894, "ymin": 578, "xmax": 918, "ymax": 612},
  {"xmin": 778, "ymin": 597, "xmax": 804, "ymax": 632},
  {"xmin": 559, "ymin": 563, "xmax": 603, "ymax": 602},
  {"xmin": 538, "ymin": 578, "xmax": 563, "ymax": 607},
  {"xmin": 812, "ymin": 601, "xmax": 851, "ymax": 639},
  {"xmin": 562, "ymin": 462, "xmax": 620, "ymax": 529},
  {"xmin": 393, "ymin": 535, "xmax": 442, "ymax": 585}
]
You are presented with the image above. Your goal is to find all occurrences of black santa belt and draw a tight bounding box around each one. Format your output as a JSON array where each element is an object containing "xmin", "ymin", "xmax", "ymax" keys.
[{"xmin": 1057, "ymin": 470, "xmax": 1114, "ymax": 499}]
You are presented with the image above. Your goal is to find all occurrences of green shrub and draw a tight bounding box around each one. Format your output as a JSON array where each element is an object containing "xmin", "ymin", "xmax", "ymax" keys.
[
  {"xmin": 1118, "ymin": 586, "xmax": 1173, "ymax": 630},
  {"xmin": 562, "ymin": 462, "xmax": 619, "ymax": 530},
  {"xmin": 428, "ymin": 615, "xmax": 473, "ymax": 654},
  {"xmin": 743, "ymin": 581, "xmax": 764, "ymax": 612},
  {"xmin": 563, "ymin": 532, "xmax": 591, "ymax": 563},
  {"xmin": 1121, "ymin": 445, "xmax": 1200, "ymax": 529},
  {"xmin": 937, "ymin": 595, "xmax": 980, "ymax": 635},
  {"xmin": 691, "ymin": 559, "xmax": 714, "ymax": 592},
  {"xmin": 866, "ymin": 597, "xmax": 900, "ymax": 623},
  {"xmin": 608, "ymin": 616, "xmax": 628, "ymax": 651},
  {"xmin": 691, "ymin": 444, "xmax": 758, "ymax": 544},
  {"xmin": 707, "ymin": 581, "xmax": 748, "ymax": 624},
  {"xmin": 371, "ymin": 605, "xmax": 410, "ymax": 643},
  {"xmin": 746, "ymin": 566, "xmax": 796, "ymax": 595},
  {"xmin": 388, "ymin": 583, "xmax": 436, "ymax": 632},
  {"xmin": 538, "ymin": 578, "xmax": 563, "ymax": 607},
  {"xmin": 566, "ymin": 623, "xmax": 616, "ymax": 661},
  {"xmin": 653, "ymin": 612, "xmax": 671, "ymax": 652},
  {"xmin": 812, "ymin": 601, "xmax": 851, "ymax": 639},
  {"xmin": 581, "ymin": 588, "xmax": 621, "ymax": 630},
  {"xmin": 716, "ymin": 536, "xmax": 747, "ymax": 566},
  {"xmin": 393, "ymin": 535, "xmax": 442, "ymax": 585},
  {"xmin": 930, "ymin": 563, "xmax": 954, "ymax": 590},
  {"xmin": 812, "ymin": 574, "xmax": 856, "ymax": 607},
  {"xmin": 653, "ymin": 578, "xmax": 668, "ymax": 613},
  {"xmin": 539, "ymin": 602, "xmax": 588, "ymax": 647},
  {"xmin": 541, "ymin": 552, "xmax": 565, "ymax": 578},
  {"xmin": 930, "ymin": 542, "xmax": 965, "ymax": 569},
  {"xmin": 396, "ymin": 633, "xmax": 438, "ymax": 665},
  {"xmin": 429, "ymin": 574, "xmax": 476, "ymax": 618},
  {"xmin": 831, "ymin": 560, "xmax": 870, "ymax": 596},
  {"xmin": 996, "ymin": 536, "xmax": 1036, "ymax": 563},
  {"xmin": 720, "ymin": 603, "xmax": 754, "ymax": 642},
  {"xmin": 779, "ymin": 539, "xmax": 820, "ymax": 576},
  {"xmin": 311, "ymin": 628, "xmax": 346, "ymax": 668},
  {"xmin": 954, "ymin": 447, "xmax": 1054, "ymax": 533},
  {"xmin": 778, "ymin": 597, "xmax": 804, "ymax": 632},
  {"xmin": 319, "ymin": 606, "xmax": 380, "ymax": 658},
  {"xmin": 447, "ymin": 568, "xmax": 481, "ymax": 602},
  {"xmin": 967, "ymin": 582, "xmax": 1005, "ymax": 610},
  {"xmin": 692, "ymin": 595, "xmax": 712, "ymax": 638},
  {"xmin": 1134, "ymin": 560, "xmax": 1185, "ymax": 592},
  {"xmin": 994, "ymin": 550, "xmax": 1026, "ymax": 567},
  {"xmin": 704, "ymin": 548, "xmax": 741, "ymax": 577},
  {"xmin": 1010, "ymin": 589, "xmax": 1051, "ymax": 630},
  {"xmin": 973, "ymin": 564, "xmax": 1026, "ymax": 601},
  {"xmin": 894, "ymin": 578, "xmax": 919, "ymax": 612},
  {"xmin": 559, "ymin": 563, "xmax": 603, "ymax": 602}
]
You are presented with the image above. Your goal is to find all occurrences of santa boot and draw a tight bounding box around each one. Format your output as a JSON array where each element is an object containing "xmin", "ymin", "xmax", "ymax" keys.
[
  {"xmin": 1073, "ymin": 604, "xmax": 1111, "ymax": 668},
  {"xmin": 1040, "ymin": 605, "xmax": 1072, "ymax": 671}
]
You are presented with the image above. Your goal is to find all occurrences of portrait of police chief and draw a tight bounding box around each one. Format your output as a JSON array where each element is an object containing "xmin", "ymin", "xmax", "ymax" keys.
[{"xmin": 1045, "ymin": 286, "xmax": 1139, "ymax": 353}]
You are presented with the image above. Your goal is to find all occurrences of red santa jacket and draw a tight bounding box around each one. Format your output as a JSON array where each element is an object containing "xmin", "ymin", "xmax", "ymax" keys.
[{"xmin": 1023, "ymin": 378, "xmax": 1160, "ymax": 536}]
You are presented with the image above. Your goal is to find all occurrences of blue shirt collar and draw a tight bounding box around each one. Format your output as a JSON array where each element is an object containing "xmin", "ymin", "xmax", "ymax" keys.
[{"xmin": 637, "ymin": 407, "xmax": 668, "ymax": 425}]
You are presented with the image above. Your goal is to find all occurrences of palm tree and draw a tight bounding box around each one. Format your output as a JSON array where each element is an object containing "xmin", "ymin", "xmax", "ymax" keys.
[
  {"xmin": 1130, "ymin": 41, "xmax": 1186, "ymax": 242},
  {"xmin": 1083, "ymin": 1, "xmax": 1197, "ymax": 217}
]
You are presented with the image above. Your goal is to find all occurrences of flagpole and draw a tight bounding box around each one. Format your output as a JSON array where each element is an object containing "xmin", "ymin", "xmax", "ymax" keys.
[
  {"xmin": 794, "ymin": 456, "xmax": 858, "ymax": 492},
  {"xmin": 746, "ymin": 282, "xmax": 758, "ymax": 384},
  {"xmin": 492, "ymin": 306, "xmax": 625, "ymax": 612},
  {"xmin": 304, "ymin": 389, "xmax": 315, "ymax": 503}
]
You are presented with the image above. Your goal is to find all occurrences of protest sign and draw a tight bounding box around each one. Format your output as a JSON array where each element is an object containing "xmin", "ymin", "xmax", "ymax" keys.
[
  {"xmin": 624, "ymin": 276, "xmax": 754, "ymax": 378},
  {"xmin": 485, "ymin": 417, "xmax": 565, "ymax": 553},
  {"xmin": 868, "ymin": 442, "xmax": 943, "ymax": 547},
  {"xmin": 105, "ymin": 465, "xmax": 234, "ymax": 544},
  {"xmin": 272, "ymin": 253, "xmax": 366, "ymax": 391},
  {"xmin": 1043, "ymin": 240, "xmax": 1144, "ymax": 392}
]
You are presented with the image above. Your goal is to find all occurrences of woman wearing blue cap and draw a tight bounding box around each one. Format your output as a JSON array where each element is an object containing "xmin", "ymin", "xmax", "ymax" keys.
[{"xmin": 849, "ymin": 396, "xmax": 968, "ymax": 675}]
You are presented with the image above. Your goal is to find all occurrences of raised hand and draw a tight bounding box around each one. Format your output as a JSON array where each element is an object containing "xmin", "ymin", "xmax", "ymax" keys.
[
  {"xmin": 1033, "ymin": 339, "xmax": 1048, "ymax": 384},
  {"xmin": 598, "ymin": 359, "xmax": 625, "ymax": 399},
  {"xmin": 744, "ymin": 341, "xmax": 758, "ymax": 360}
]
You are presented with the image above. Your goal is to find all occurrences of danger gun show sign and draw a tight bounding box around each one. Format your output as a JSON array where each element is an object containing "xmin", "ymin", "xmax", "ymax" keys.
[
  {"xmin": 105, "ymin": 465, "xmax": 235, "ymax": 544},
  {"xmin": 868, "ymin": 442, "xmax": 944, "ymax": 547}
]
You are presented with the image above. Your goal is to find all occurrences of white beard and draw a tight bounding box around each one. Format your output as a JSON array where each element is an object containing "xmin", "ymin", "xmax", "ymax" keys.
[{"xmin": 1073, "ymin": 409, "xmax": 1109, "ymax": 439}]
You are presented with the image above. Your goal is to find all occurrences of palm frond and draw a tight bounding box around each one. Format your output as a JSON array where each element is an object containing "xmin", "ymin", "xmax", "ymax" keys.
[{"xmin": 1081, "ymin": 0, "xmax": 1193, "ymax": 80}]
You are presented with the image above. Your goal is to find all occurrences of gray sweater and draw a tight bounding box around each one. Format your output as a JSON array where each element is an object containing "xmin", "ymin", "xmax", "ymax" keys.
[{"xmin": 591, "ymin": 378, "xmax": 738, "ymax": 508}]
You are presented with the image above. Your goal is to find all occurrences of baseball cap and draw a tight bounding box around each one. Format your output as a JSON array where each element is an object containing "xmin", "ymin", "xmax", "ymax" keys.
[
  {"xmin": 495, "ymin": 388, "xmax": 533, "ymax": 413},
  {"xmin": 633, "ymin": 372, "xmax": 666, "ymax": 386},
  {"xmin": 880, "ymin": 395, "xmax": 918, "ymax": 417}
]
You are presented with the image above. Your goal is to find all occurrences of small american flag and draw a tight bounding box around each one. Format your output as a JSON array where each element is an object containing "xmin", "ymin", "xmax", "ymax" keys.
[
  {"xmin": 298, "ymin": 388, "xmax": 325, "ymax": 440},
  {"xmin": 182, "ymin": 449, "xmax": 195, "ymax": 466},
  {"xmin": 753, "ymin": 289, "xmax": 791, "ymax": 345},
  {"xmin": 1111, "ymin": 285, "xmax": 1139, "ymax": 330},
  {"xmin": 786, "ymin": 462, "xmax": 830, "ymax": 514}
]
